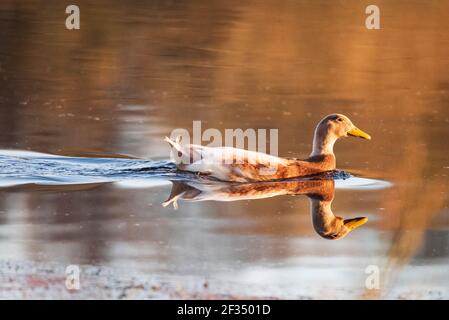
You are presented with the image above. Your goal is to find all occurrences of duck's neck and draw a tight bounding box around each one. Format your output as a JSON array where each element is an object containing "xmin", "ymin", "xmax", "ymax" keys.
[
  {"xmin": 309, "ymin": 198, "xmax": 335, "ymax": 234},
  {"xmin": 310, "ymin": 130, "xmax": 337, "ymax": 158}
]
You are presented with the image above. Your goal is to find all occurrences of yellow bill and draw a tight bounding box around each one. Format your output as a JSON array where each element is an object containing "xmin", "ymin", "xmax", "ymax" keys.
[
  {"xmin": 348, "ymin": 127, "xmax": 371, "ymax": 140},
  {"xmin": 343, "ymin": 217, "xmax": 368, "ymax": 230}
]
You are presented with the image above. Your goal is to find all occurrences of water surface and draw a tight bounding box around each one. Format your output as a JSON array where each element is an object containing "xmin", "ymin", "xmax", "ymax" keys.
[{"xmin": 1, "ymin": 0, "xmax": 449, "ymax": 298}]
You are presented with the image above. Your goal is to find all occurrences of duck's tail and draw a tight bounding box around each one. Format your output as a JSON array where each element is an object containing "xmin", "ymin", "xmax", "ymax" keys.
[{"xmin": 164, "ymin": 136, "xmax": 183, "ymax": 152}]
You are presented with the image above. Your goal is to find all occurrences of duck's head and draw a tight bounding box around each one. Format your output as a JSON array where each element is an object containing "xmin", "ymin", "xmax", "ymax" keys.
[
  {"xmin": 321, "ymin": 113, "xmax": 371, "ymax": 140},
  {"xmin": 311, "ymin": 113, "xmax": 371, "ymax": 156},
  {"xmin": 315, "ymin": 216, "xmax": 369, "ymax": 240}
]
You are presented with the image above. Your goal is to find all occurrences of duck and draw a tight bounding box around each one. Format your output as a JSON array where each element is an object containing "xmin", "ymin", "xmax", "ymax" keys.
[
  {"xmin": 165, "ymin": 113, "xmax": 371, "ymax": 182},
  {"xmin": 162, "ymin": 179, "xmax": 368, "ymax": 240}
]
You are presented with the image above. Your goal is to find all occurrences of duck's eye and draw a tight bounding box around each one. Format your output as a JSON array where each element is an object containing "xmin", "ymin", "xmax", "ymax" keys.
[{"xmin": 337, "ymin": 118, "xmax": 343, "ymax": 122}]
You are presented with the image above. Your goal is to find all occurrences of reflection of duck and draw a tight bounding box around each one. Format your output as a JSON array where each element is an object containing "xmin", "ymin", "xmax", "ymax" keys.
[
  {"xmin": 165, "ymin": 114, "xmax": 370, "ymax": 182},
  {"xmin": 163, "ymin": 179, "xmax": 367, "ymax": 240}
]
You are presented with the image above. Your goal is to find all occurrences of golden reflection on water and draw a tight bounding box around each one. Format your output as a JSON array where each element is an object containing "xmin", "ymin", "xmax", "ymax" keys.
[
  {"xmin": 0, "ymin": 0, "xmax": 449, "ymax": 298},
  {"xmin": 164, "ymin": 179, "xmax": 368, "ymax": 240}
]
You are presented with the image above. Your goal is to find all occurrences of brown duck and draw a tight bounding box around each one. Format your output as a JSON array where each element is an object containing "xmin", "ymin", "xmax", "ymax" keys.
[{"xmin": 165, "ymin": 113, "xmax": 371, "ymax": 182}]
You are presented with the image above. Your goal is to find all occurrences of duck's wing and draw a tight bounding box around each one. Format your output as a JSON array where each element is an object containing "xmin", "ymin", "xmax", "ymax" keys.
[
  {"xmin": 165, "ymin": 136, "xmax": 286, "ymax": 165},
  {"xmin": 190, "ymin": 147, "xmax": 291, "ymax": 181},
  {"xmin": 192, "ymin": 146, "xmax": 289, "ymax": 167},
  {"xmin": 165, "ymin": 136, "xmax": 290, "ymax": 181}
]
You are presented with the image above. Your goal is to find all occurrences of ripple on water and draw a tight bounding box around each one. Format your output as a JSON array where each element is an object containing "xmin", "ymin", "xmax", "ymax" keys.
[{"xmin": 0, "ymin": 150, "xmax": 392, "ymax": 190}]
